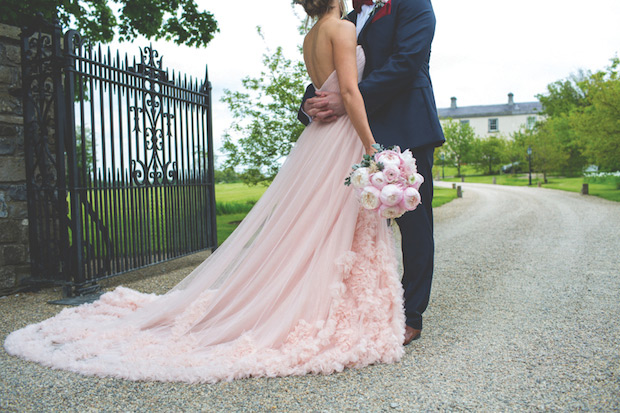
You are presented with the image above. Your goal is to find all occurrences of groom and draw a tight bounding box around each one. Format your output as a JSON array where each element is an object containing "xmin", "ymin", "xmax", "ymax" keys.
[{"xmin": 298, "ymin": 0, "xmax": 445, "ymax": 344}]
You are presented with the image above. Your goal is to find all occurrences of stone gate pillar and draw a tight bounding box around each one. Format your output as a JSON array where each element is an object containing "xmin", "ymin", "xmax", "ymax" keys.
[{"xmin": 0, "ymin": 23, "xmax": 29, "ymax": 290}]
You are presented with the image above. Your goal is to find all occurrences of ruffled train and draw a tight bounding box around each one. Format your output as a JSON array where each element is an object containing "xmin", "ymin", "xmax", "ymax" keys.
[{"xmin": 4, "ymin": 210, "xmax": 404, "ymax": 383}]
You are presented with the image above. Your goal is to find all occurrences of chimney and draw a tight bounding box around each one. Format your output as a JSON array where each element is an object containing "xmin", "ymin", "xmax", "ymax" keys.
[
  {"xmin": 508, "ymin": 92, "xmax": 514, "ymax": 105},
  {"xmin": 450, "ymin": 97, "xmax": 457, "ymax": 109}
]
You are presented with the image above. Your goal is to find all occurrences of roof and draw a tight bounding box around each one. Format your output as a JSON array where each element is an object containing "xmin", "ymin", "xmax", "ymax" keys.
[{"xmin": 438, "ymin": 101, "xmax": 543, "ymax": 119}]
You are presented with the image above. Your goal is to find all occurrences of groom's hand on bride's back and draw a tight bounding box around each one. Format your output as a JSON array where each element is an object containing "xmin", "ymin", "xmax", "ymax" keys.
[{"xmin": 305, "ymin": 91, "xmax": 345, "ymax": 123}]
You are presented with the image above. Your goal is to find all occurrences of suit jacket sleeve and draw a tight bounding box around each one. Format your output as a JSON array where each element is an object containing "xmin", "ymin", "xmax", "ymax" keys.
[
  {"xmin": 297, "ymin": 84, "xmax": 316, "ymax": 126},
  {"xmin": 359, "ymin": 0, "xmax": 436, "ymax": 115}
]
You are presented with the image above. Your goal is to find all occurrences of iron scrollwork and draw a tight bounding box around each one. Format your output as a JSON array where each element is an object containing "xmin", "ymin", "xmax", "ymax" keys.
[{"xmin": 130, "ymin": 46, "xmax": 177, "ymax": 186}]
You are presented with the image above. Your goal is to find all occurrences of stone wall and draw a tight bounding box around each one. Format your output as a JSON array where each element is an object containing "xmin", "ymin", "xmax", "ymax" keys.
[{"xmin": 0, "ymin": 23, "xmax": 30, "ymax": 289}]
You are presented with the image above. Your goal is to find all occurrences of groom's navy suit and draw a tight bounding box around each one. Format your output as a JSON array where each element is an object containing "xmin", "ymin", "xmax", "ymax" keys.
[{"xmin": 299, "ymin": 0, "xmax": 445, "ymax": 330}]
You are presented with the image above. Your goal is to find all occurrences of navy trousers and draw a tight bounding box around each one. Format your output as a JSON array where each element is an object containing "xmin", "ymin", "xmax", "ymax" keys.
[{"xmin": 396, "ymin": 145, "xmax": 435, "ymax": 330}]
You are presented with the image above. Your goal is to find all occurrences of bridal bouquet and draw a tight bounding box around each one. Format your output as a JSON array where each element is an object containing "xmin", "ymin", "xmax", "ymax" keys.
[{"xmin": 345, "ymin": 144, "xmax": 423, "ymax": 219}]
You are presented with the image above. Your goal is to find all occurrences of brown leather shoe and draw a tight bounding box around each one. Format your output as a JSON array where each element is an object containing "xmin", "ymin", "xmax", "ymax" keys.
[{"xmin": 404, "ymin": 326, "xmax": 421, "ymax": 345}]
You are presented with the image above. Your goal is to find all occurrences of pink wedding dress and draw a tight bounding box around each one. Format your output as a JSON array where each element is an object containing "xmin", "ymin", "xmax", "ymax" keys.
[{"xmin": 4, "ymin": 46, "xmax": 405, "ymax": 383}]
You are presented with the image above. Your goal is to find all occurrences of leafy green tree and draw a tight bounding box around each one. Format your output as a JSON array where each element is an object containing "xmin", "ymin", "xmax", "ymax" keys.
[
  {"xmin": 536, "ymin": 73, "xmax": 589, "ymax": 175},
  {"xmin": 537, "ymin": 72, "xmax": 588, "ymax": 117},
  {"xmin": 213, "ymin": 167, "xmax": 240, "ymax": 184},
  {"xmin": 504, "ymin": 129, "xmax": 529, "ymax": 174},
  {"xmin": 526, "ymin": 125, "xmax": 569, "ymax": 183},
  {"xmin": 1, "ymin": 0, "xmax": 218, "ymax": 47},
  {"xmin": 570, "ymin": 58, "xmax": 620, "ymax": 171},
  {"xmin": 471, "ymin": 135, "xmax": 506, "ymax": 175},
  {"xmin": 221, "ymin": 28, "xmax": 309, "ymax": 185},
  {"xmin": 442, "ymin": 119, "xmax": 476, "ymax": 177}
]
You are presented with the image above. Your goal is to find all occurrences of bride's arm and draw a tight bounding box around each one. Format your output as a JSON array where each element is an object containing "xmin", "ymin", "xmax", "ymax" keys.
[{"xmin": 331, "ymin": 21, "xmax": 376, "ymax": 154}]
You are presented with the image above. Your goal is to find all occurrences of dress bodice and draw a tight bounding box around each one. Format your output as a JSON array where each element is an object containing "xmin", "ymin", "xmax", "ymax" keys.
[{"xmin": 315, "ymin": 45, "xmax": 365, "ymax": 93}]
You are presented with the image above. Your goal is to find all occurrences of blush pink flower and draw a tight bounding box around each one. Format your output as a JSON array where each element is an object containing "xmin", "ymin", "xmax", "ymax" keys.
[
  {"xmin": 401, "ymin": 187, "xmax": 421, "ymax": 211},
  {"xmin": 360, "ymin": 186, "xmax": 381, "ymax": 210},
  {"xmin": 379, "ymin": 184, "xmax": 403, "ymax": 206},
  {"xmin": 379, "ymin": 204, "xmax": 406, "ymax": 219},
  {"xmin": 376, "ymin": 150, "xmax": 402, "ymax": 168},
  {"xmin": 383, "ymin": 165, "xmax": 400, "ymax": 183},
  {"xmin": 369, "ymin": 172, "xmax": 387, "ymax": 189}
]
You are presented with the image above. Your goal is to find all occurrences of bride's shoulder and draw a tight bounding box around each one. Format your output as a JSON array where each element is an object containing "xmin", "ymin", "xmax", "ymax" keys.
[{"xmin": 323, "ymin": 17, "xmax": 355, "ymax": 39}]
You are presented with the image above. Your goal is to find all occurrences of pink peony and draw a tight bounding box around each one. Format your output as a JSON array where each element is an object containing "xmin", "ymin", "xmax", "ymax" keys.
[
  {"xmin": 379, "ymin": 204, "xmax": 406, "ymax": 219},
  {"xmin": 400, "ymin": 163, "xmax": 413, "ymax": 178},
  {"xmin": 383, "ymin": 165, "xmax": 401, "ymax": 183},
  {"xmin": 376, "ymin": 150, "xmax": 402, "ymax": 168},
  {"xmin": 369, "ymin": 171, "xmax": 387, "ymax": 189},
  {"xmin": 379, "ymin": 184, "xmax": 403, "ymax": 206},
  {"xmin": 401, "ymin": 187, "xmax": 421, "ymax": 211},
  {"xmin": 360, "ymin": 186, "xmax": 381, "ymax": 210}
]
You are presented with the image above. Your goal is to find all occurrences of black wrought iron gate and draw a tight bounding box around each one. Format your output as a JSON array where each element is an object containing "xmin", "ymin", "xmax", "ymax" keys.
[{"xmin": 21, "ymin": 17, "xmax": 218, "ymax": 297}]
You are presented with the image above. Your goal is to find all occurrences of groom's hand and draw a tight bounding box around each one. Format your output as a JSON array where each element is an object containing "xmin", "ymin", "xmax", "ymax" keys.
[{"xmin": 304, "ymin": 91, "xmax": 346, "ymax": 123}]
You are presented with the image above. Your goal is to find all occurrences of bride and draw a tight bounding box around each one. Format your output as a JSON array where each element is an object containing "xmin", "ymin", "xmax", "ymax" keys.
[{"xmin": 4, "ymin": 0, "xmax": 406, "ymax": 383}]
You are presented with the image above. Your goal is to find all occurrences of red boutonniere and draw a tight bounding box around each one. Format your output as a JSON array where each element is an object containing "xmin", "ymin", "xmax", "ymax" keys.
[{"xmin": 371, "ymin": 0, "xmax": 391, "ymax": 23}]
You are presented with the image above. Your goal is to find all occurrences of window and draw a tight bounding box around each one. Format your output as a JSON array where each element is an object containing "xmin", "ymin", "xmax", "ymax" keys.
[
  {"xmin": 527, "ymin": 116, "xmax": 536, "ymax": 130},
  {"xmin": 460, "ymin": 120, "xmax": 470, "ymax": 126},
  {"xmin": 488, "ymin": 118, "xmax": 498, "ymax": 132}
]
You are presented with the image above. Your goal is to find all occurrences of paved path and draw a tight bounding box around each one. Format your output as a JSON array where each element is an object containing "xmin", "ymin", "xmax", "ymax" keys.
[{"xmin": 1, "ymin": 183, "xmax": 619, "ymax": 411}]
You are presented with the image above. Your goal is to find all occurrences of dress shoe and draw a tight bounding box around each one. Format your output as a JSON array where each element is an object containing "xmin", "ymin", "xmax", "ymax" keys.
[{"xmin": 404, "ymin": 326, "xmax": 421, "ymax": 345}]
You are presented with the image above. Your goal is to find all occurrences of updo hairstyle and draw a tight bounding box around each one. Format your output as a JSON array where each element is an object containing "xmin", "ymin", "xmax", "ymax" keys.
[{"xmin": 296, "ymin": 0, "xmax": 335, "ymax": 18}]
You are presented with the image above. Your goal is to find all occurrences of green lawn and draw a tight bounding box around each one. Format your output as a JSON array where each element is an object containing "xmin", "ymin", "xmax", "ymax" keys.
[
  {"xmin": 215, "ymin": 182, "xmax": 268, "ymax": 203},
  {"xmin": 215, "ymin": 183, "xmax": 458, "ymax": 245},
  {"xmin": 441, "ymin": 173, "xmax": 620, "ymax": 203}
]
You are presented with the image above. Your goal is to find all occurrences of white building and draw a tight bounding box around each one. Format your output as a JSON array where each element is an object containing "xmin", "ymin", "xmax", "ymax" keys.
[{"xmin": 438, "ymin": 93, "xmax": 543, "ymax": 138}]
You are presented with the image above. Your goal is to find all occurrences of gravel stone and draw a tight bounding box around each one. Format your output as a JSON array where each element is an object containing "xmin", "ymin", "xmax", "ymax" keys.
[{"xmin": 1, "ymin": 182, "xmax": 618, "ymax": 411}]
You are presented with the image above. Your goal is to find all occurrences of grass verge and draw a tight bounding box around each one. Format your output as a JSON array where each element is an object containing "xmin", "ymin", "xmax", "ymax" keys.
[
  {"xmin": 442, "ymin": 174, "xmax": 620, "ymax": 203},
  {"xmin": 215, "ymin": 184, "xmax": 459, "ymax": 245}
]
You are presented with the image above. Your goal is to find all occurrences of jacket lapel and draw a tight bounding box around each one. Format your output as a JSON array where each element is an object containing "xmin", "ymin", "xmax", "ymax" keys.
[{"xmin": 357, "ymin": 8, "xmax": 376, "ymax": 44}]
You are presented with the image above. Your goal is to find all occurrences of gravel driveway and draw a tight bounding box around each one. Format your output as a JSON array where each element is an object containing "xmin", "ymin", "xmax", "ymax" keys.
[{"xmin": 1, "ymin": 183, "xmax": 619, "ymax": 411}]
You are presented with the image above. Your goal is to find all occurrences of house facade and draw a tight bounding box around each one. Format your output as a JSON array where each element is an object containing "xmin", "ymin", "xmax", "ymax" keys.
[{"xmin": 438, "ymin": 93, "xmax": 543, "ymax": 138}]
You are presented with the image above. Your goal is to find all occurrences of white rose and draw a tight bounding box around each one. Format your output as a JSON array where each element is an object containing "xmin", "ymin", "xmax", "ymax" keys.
[
  {"xmin": 407, "ymin": 172, "xmax": 424, "ymax": 190},
  {"xmin": 351, "ymin": 167, "xmax": 370, "ymax": 189},
  {"xmin": 400, "ymin": 149, "xmax": 417, "ymax": 174}
]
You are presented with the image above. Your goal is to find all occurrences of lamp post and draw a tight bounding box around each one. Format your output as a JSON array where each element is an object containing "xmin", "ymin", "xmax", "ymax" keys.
[
  {"xmin": 527, "ymin": 146, "xmax": 532, "ymax": 186},
  {"xmin": 440, "ymin": 153, "xmax": 445, "ymax": 179}
]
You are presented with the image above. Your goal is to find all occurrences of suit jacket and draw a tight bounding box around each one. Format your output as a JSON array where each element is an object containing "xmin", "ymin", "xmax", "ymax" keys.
[{"xmin": 299, "ymin": 0, "xmax": 445, "ymax": 150}]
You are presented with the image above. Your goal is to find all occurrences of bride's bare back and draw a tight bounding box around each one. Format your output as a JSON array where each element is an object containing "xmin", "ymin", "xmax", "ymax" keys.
[
  {"xmin": 303, "ymin": 17, "xmax": 344, "ymax": 88},
  {"xmin": 302, "ymin": 11, "xmax": 376, "ymax": 154}
]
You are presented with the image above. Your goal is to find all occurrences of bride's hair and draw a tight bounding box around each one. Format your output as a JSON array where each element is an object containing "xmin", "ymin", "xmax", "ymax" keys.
[{"xmin": 294, "ymin": 0, "xmax": 347, "ymax": 19}]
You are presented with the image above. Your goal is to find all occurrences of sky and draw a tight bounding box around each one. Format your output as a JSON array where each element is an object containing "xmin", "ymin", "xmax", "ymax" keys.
[{"xmin": 110, "ymin": 0, "xmax": 620, "ymax": 159}]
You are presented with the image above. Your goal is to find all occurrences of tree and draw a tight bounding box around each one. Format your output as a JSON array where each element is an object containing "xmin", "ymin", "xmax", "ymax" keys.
[
  {"xmin": 471, "ymin": 135, "xmax": 506, "ymax": 175},
  {"xmin": 442, "ymin": 119, "xmax": 476, "ymax": 177},
  {"xmin": 536, "ymin": 73, "xmax": 589, "ymax": 175},
  {"xmin": 220, "ymin": 28, "xmax": 309, "ymax": 185},
  {"xmin": 504, "ymin": 129, "xmax": 529, "ymax": 174},
  {"xmin": 526, "ymin": 125, "xmax": 569, "ymax": 183},
  {"xmin": 214, "ymin": 167, "xmax": 240, "ymax": 184},
  {"xmin": 570, "ymin": 58, "xmax": 620, "ymax": 171},
  {"xmin": 537, "ymin": 72, "xmax": 588, "ymax": 118},
  {"xmin": 1, "ymin": 0, "xmax": 218, "ymax": 47}
]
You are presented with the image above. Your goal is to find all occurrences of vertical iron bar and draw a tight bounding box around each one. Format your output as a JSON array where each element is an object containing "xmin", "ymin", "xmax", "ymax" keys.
[
  {"xmin": 63, "ymin": 30, "xmax": 85, "ymax": 292},
  {"xmin": 205, "ymin": 67, "xmax": 217, "ymax": 248}
]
